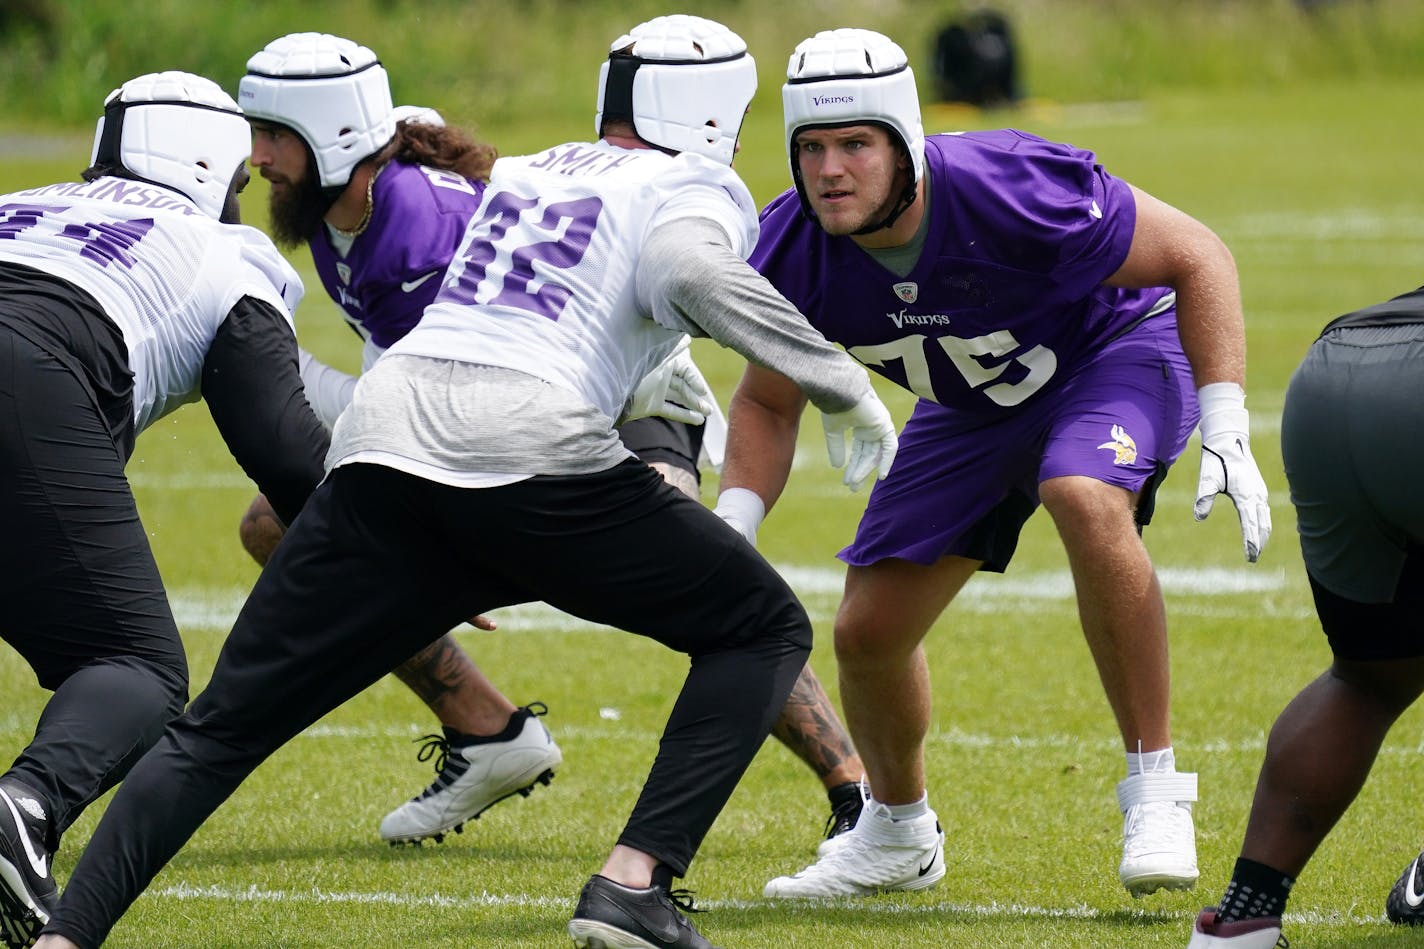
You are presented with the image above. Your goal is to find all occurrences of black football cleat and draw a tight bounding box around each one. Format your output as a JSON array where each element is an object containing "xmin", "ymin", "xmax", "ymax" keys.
[
  {"xmin": 1387, "ymin": 850, "xmax": 1424, "ymax": 925},
  {"xmin": 567, "ymin": 874, "xmax": 720, "ymax": 949},
  {"xmin": 0, "ymin": 781, "xmax": 57, "ymax": 949}
]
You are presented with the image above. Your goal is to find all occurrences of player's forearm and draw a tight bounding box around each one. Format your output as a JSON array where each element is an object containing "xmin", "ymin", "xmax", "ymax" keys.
[
  {"xmin": 719, "ymin": 385, "xmax": 801, "ymax": 514},
  {"xmin": 203, "ymin": 296, "xmax": 330, "ymax": 525},
  {"xmin": 1173, "ymin": 262, "xmax": 1247, "ymax": 391}
]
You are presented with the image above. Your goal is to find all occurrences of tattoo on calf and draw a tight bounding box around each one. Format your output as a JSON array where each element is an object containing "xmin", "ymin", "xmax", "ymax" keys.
[
  {"xmin": 393, "ymin": 634, "xmax": 469, "ymax": 706},
  {"xmin": 772, "ymin": 667, "xmax": 856, "ymax": 778}
]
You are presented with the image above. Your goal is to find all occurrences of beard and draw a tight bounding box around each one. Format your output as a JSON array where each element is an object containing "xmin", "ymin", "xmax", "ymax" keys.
[{"xmin": 266, "ymin": 157, "xmax": 331, "ymax": 249}]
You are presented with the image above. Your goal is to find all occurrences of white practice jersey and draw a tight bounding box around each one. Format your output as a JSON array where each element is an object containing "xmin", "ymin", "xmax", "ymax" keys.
[
  {"xmin": 384, "ymin": 141, "xmax": 758, "ymax": 421},
  {"xmin": 0, "ymin": 177, "xmax": 302, "ymax": 434}
]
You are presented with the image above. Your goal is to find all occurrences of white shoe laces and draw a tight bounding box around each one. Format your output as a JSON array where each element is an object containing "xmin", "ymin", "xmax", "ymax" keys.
[{"xmin": 1123, "ymin": 800, "xmax": 1194, "ymax": 857}]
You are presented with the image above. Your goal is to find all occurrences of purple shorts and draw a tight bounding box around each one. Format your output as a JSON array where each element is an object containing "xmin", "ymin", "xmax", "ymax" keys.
[{"xmin": 841, "ymin": 313, "xmax": 1199, "ymax": 571}]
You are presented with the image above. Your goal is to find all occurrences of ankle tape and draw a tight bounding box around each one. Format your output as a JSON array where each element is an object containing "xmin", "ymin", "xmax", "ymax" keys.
[{"xmin": 1116, "ymin": 771, "xmax": 1198, "ymax": 812}]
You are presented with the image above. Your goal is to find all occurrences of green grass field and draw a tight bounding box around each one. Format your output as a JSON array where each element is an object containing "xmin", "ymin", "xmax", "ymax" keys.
[{"xmin": 4, "ymin": 68, "xmax": 1424, "ymax": 949}]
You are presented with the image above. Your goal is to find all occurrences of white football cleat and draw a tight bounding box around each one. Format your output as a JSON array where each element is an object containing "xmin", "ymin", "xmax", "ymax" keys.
[
  {"xmin": 765, "ymin": 798, "xmax": 944, "ymax": 898},
  {"xmin": 380, "ymin": 702, "xmax": 562, "ymax": 845},
  {"xmin": 1118, "ymin": 771, "xmax": 1200, "ymax": 897}
]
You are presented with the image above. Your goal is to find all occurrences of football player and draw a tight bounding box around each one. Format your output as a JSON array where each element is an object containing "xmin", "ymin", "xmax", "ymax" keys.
[
  {"xmin": 1190, "ymin": 287, "xmax": 1424, "ymax": 947},
  {"xmin": 721, "ymin": 28, "xmax": 1271, "ymax": 901},
  {"xmin": 237, "ymin": 31, "xmax": 561, "ymax": 847},
  {"xmin": 0, "ymin": 72, "xmax": 328, "ymax": 948},
  {"xmin": 234, "ymin": 30, "xmax": 870, "ymax": 851}
]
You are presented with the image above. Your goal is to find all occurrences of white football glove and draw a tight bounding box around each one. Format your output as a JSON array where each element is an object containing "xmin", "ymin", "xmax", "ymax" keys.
[
  {"xmin": 713, "ymin": 487, "xmax": 764, "ymax": 547},
  {"xmin": 821, "ymin": 387, "xmax": 898, "ymax": 491},
  {"xmin": 1194, "ymin": 382, "xmax": 1272, "ymax": 563},
  {"xmin": 624, "ymin": 339, "xmax": 716, "ymax": 426}
]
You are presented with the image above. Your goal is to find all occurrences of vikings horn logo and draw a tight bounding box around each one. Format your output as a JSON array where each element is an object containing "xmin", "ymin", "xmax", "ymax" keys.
[{"xmin": 1096, "ymin": 424, "xmax": 1138, "ymax": 465}]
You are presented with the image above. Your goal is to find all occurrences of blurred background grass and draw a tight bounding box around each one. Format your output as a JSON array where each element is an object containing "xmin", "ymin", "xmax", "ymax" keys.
[{"xmin": 4, "ymin": 0, "xmax": 1424, "ymax": 139}]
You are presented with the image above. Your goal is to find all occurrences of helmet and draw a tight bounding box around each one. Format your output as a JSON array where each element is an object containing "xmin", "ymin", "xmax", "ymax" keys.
[
  {"xmin": 89, "ymin": 71, "xmax": 250, "ymax": 220},
  {"xmin": 782, "ymin": 29, "xmax": 924, "ymax": 217},
  {"xmin": 595, "ymin": 14, "xmax": 757, "ymax": 166},
  {"xmin": 238, "ymin": 32, "xmax": 394, "ymax": 188}
]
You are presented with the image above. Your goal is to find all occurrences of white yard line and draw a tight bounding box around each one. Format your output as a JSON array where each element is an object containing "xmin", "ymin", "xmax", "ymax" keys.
[
  {"xmin": 146, "ymin": 882, "xmax": 1384, "ymax": 927},
  {"xmin": 292, "ymin": 722, "xmax": 1424, "ymax": 761},
  {"xmin": 166, "ymin": 565, "xmax": 1299, "ymax": 634}
]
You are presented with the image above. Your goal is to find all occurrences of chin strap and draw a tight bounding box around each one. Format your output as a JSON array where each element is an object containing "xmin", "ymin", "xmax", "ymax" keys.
[{"xmin": 852, "ymin": 180, "xmax": 919, "ymax": 236}]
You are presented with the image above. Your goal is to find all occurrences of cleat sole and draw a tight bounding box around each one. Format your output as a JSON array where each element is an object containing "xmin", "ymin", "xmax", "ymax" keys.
[
  {"xmin": 382, "ymin": 769, "xmax": 557, "ymax": 846},
  {"xmin": 1124, "ymin": 873, "xmax": 1199, "ymax": 898}
]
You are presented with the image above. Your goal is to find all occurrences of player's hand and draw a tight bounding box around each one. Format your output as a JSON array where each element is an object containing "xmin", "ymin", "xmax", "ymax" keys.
[
  {"xmin": 1194, "ymin": 382, "xmax": 1271, "ymax": 563},
  {"xmin": 714, "ymin": 487, "xmax": 764, "ymax": 547},
  {"xmin": 821, "ymin": 387, "xmax": 898, "ymax": 491},
  {"xmin": 468, "ymin": 614, "xmax": 497, "ymax": 631},
  {"xmin": 624, "ymin": 338, "xmax": 716, "ymax": 426}
]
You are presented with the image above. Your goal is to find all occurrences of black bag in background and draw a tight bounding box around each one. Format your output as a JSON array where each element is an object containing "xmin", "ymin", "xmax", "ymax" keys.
[{"xmin": 932, "ymin": 9, "xmax": 1022, "ymax": 107}]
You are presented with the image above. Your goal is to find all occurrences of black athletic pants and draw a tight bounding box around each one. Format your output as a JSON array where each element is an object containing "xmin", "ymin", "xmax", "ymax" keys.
[
  {"xmin": 46, "ymin": 459, "xmax": 811, "ymax": 946},
  {"xmin": 618, "ymin": 415, "xmax": 703, "ymax": 480},
  {"xmin": 0, "ymin": 329, "xmax": 188, "ymax": 847}
]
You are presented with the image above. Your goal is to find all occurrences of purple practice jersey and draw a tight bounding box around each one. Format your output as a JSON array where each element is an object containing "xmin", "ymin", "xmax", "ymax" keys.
[
  {"xmin": 751, "ymin": 130, "xmax": 1175, "ymax": 418},
  {"xmin": 309, "ymin": 160, "xmax": 486, "ymax": 352}
]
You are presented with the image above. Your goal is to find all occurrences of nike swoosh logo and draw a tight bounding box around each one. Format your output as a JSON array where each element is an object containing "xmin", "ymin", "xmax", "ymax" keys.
[
  {"xmin": 597, "ymin": 889, "xmax": 679, "ymax": 941},
  {"xmin": 1406, "ymin": 857, "xmax": 1424, "ymax": 907},
  {"xmin": 400, "ymin": 271, "xmax": 440, "ymax": 293},
  {"xmin": 0, "ymin": 789, "xmax": 48, "ymax": 880},
  {"xmin": 919, "ymin": 843, "xmax": 940, "ymax": 877}
]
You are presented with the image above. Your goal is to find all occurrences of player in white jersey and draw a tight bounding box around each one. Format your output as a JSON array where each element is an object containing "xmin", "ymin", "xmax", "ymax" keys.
[
  {"xmin": 35, "ymin": 17, "xmax": 897, "ymax": 949},
  {"xmin": 236, "ymin": 32, "xmax": 863, "ymax": 852},
  {"xmin": 238, "ymin": 31, "xmax": 869, "ymax": 852},
  {"xmin": 0, "ymin": 72, "xmax": 329, "ymax": 949}
]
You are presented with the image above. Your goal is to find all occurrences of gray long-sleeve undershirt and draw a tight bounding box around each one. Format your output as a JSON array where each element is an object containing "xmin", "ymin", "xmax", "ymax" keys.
[
  {"xmin": 330, "ymin": 214, "xmax": 875, "ymax": 483},
  {"xmin": 637, "ymin": 217, "xmax": 869, "ymax": 415}
]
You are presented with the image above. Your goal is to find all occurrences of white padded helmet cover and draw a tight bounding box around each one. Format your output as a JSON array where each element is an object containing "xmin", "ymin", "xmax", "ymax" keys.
[
  {"xmin": 90, "ymin": 71, "xmax": 250, "ymax": 220},
  {"xmin": 595, "ymin": 14, "xmax": 757, "ymax": 166},
  {"xmin": 783, "ymin": 28, "xmax": 925, "ymax": 184},
  {"xmin": 239, "ymin": 32, "xmax": 394, "ymax": 188}
]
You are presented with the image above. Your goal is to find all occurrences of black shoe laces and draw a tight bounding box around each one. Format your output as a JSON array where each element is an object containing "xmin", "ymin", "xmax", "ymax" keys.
[
  {"xmin": 823, "ymin": 797, "xmax": 862, "ymax": 840},
  {"xmin": 409, "ymin": 701, "xmax": 549, "ymax": 793},
  {"xmin": 664, "ymin": 888, "xmax": 705, "ymax": 916},
  {"xmin": 412, "ymin": 733, "xmax": 452, "ymax": 775}
]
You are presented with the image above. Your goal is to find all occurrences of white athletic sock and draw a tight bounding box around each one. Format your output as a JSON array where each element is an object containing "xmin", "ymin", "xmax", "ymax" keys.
[
  {"xmin": 1126, "ymin": 745, "xmax": 1176, "ymax": 776},
  {"xmin": 882, "ymin": 794, "xmax": 929, "ymax": 822}
]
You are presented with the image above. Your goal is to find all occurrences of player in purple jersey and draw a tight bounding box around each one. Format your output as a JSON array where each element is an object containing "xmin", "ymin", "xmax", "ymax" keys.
[
  {"xmin": 720, "ymin": 28, "xmax": 1273, "ymax": 901},
  {"xmin": 238, "ymin": 30, "xmax": 870, "ymax": 852},
  {"xmin": 235, "ymin": 32, "xmax": 562, "ymax": 848},
  {"xmin": 1187, "ymin": 288, "xmax": 1424, "ymax": 947},
  {"xmin": 0, "ymin": 72, "xmax": 330, "ymax": 948}
]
